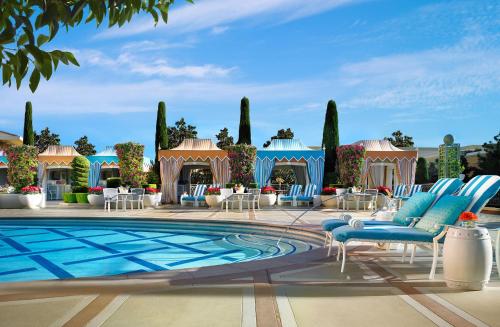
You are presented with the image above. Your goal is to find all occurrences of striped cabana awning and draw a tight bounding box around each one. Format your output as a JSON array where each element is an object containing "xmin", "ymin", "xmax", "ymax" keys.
[
  {"xmin": 0, "ymin": 151, "xmax": 7, "ymax": 167},
  {"xmin": 158, "ymin": 139, "xmax": 231, "ymax": 203},
  {"xmin": 355, "ymin": 140, "xmax": 418, "ymax": 188},
  {"xmin": 255, "ymin": 139, "xmax": 325, "ymax": 194}
]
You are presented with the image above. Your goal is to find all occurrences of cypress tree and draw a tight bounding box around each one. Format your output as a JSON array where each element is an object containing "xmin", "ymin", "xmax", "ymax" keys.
[
  {"xmin": 23, "ymin": 101, "xmax": 34, "ymax": 146},
  {"xmin": 237, "ymin": 97, "xmax": 251, "ymax": 145},
  {"xmin": 322, "ymin": 100, "xmax": 340, "ymax": 185},
  {"xmin": 155, "ymin": 101, "xmax": 168, "ymax": 182},
  {"xmin": 415, "ymin": 157, "xmax": 429, "ymax": 183}
]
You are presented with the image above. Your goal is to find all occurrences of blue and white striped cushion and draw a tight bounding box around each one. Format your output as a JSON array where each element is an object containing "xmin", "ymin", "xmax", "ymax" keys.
[
  {"xmin": 457, "ymin": 175, "xmax": 500, "ymax": 213},
  {"xmin": 303, "ymin": 184, "xmax": 316, "ymax": 197},
  {"xmin": 288, "ymin": 185, "xmax": 302, "ymax": 197},
  {"xmin": 428, "ymin": 178, "xmax": 463, "ymax": 202},
  {"xmin": 193, "ymin": 184, "xmax": 207, "ymax": 197},
  {"xmin": 393, "ymin": 184, "xmax": 407, "ymax": 198},
  {"xmin": 407, "ymin": 184, "xmax": 422, "ymax": 197}
]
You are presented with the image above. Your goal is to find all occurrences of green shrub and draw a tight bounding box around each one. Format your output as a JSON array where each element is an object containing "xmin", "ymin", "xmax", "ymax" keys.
[
  {"xmin": 63, "ymin": 193, "xmax": 77, "ymax": 203},
  {"xmin": 75, "ymin": 193, "xmax": 89, "ymax": 203},
  {"xmin": 71, "ymin": 156, "xmax": 90, "ymax": 189},
  {"xmin": 72, "ymin": 186, "xmax": 88, "ymax": 193},
  {"xmin": 107, "ymin": 177, "xmax": 122, "ymax": 188}
]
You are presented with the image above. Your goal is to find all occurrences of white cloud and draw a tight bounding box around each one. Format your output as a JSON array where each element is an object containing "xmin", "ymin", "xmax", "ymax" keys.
[
  {"xmin": 340, "ymin": 37, "xmax": 500, "ymax": 110},
  {"xmin": 76, "ymin": 49, "xmax": 236, "ymax": 79},
  {"xmin": 210, "ymin": 26, "xmax": 229, "ymax": 35},
  {"xmin": 97, "ymin": 0, "xmax": 359, "ymax": 39}
]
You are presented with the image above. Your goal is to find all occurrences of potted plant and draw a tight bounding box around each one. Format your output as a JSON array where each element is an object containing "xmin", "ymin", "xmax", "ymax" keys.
[
  {"xmin": 320, "ymin": 187, "xmax": 338, "ymax": 208},
  {"xmin": 144, "ymin": 187, "xmax": 160, "ymax": 207},
  {"xmin": 205, "ymin": 187, "xmax": 223, "ymax": 208},
  {"xmin": 19, "ymin": 186, "xmax": 42, "ymax": 209},
  {"xmin": 87, "ymin": 187, "xmax": 105, "ymax": 206},
  {"xmin": 259, "ymin": 186, "xmax": 277, "ymax": 207}
]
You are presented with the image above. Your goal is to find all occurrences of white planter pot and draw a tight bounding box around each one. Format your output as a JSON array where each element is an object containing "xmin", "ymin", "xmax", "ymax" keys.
[
  {"xmin": 443, "ymin": 227, "xmax": 493, "ymax": 290},
  {"xmin": 259, "ymin": 194, "xmax": 277, "ymax": 207},
  {"xmin": 18, "ymin": 194, "xmax": 42, "ymax": 209},
  {"xmin": 87, "ymin": 194, "xmax": 105, "ymax": 207},
  {"xmin": 144, "ymin": 194, "xmax": 160, "ymax": 207},
  {"xmin": 0, "ymin": 193, "xmax": 23, "ymax": 209},
  {"xmin": 205, "ymin": 195, "xmax": 223, "ymax": 208},
  {"xmin": 321, "ymin": 195, "xmax": 337, "ymax": 208}
]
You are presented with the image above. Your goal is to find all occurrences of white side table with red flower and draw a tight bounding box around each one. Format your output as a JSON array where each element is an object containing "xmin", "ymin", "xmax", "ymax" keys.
[
  {"xmin": 443, "ymin": 212, "xmax": 493, "ymax": 290},
  {"xmin": 259, "ymin": 186, "xmax": 277, "ymax": 207}
]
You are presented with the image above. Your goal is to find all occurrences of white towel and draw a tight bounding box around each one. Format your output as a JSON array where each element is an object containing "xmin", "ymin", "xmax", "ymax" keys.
[
  {"xmin": 349, "ymin": 219, "xmax": 365, "ymax": 230},
  {"xmin": 340, "ymin": 214, "xmax": 353, "ymax": 223}
]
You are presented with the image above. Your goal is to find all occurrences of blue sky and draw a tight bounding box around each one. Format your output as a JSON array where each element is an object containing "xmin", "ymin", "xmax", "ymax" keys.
[{"xmin": 1, "ymin": 0, "xmax": 499, "ymax": 157}]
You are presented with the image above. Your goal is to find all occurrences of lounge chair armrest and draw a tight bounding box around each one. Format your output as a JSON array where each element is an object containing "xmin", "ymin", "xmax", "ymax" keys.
[{"xmin": 433, "ymin": 225, "xmax": 450, "ymax": 242}]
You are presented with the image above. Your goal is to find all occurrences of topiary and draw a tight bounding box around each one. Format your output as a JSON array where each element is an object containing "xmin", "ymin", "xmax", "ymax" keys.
[
  {"xmin": 71, "ymin": 156, "xmax": 89, "ymax": 189},
  {"xmin": 107, "ymin": 177, "xmax": 122, "ymax": 188}
]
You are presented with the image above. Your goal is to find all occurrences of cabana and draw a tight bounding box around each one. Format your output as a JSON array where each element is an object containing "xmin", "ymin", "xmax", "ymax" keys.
[
  {"xmin": 158, "ymin": 139, "xmax": 231, "ymax": 203},
  {"xmin": 87, "ymin": 147, "xmax": 120, "ymax": 187},
  {"xmin": 356, "ymin": 140, "xmax": 418, "ymax": 189},
  {"xmin": 254, "ymin": 139, "xmax": 324, "ymax": 194},
  {"xmin": 38, "ymin": 145, "xmax": 82, "ymax": 199},
  {"xmin": 87, "ymin": 147, "xmax": 153, "ymax": 187}
]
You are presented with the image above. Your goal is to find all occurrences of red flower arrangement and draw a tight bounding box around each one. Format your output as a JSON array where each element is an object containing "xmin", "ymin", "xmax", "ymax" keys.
[
  {"xmin": 20, "ymin": 186, "xmax": 41, "ymax": 194},
  {"xmin": 88, "ymin": 186, "xmax": 104, "ymax": 195},
  {"xmin": 321, "ymin": 187, "xmax": 337, "ymax": 195},
  {"xmin": 205, "ymin": 187, "xmax": 221, "ymax": 195},
  {"xmin": 459, "ymin": 212, "xmax": 477, "ymax": 221},
  {"xmin": 145, "ymin": 187, "xmax": 159, "ymax": 194},
  {"xmin": 261, "ymin": 186, "xmax": 276, "ymax": 194},
  {"xmin": 376, "ymin": 186, "xmax": 392, "ymax": 197}
]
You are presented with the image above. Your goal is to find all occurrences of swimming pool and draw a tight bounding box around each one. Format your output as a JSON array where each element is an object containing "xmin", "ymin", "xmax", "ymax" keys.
[{"xmin": 0, "ymin": 219, "xmax": 317, "ymax": 283}]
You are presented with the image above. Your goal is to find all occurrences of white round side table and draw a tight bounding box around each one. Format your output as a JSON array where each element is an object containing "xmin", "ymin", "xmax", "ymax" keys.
[{"xmin": 443, "ymin": 226, "xmax": 493, "ymax": 290}]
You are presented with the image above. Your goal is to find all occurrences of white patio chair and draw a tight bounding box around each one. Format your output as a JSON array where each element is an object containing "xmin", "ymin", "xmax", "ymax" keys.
[{"xmin": 103, "ymin": 188, "xmax": 119, "ymax": 212}]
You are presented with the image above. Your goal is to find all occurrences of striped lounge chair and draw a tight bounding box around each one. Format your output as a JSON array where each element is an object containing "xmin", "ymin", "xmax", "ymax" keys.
[
  {"xmin": 296, "ymin": 184, "xmax": 317, "ymax": 207},
  {"xmin": 278, "ymin": 185, "xmax": 303, "ymax": 206},
  {"xmin": 322, "ymin": 178, "xmax": 464, "ymax": 233},
  {"xmin": 328, "ymin": 175, "xmax": 500, "ymax": 279},
  {"xmin": 180, "ymin": 184, "xmax": 207, "ymax": 207}
]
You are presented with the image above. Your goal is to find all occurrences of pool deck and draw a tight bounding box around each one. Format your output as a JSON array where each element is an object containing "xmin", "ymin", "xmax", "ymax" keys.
[{"xmin": 0, "ymin": 204, "xmax": 499, "ymax": 327}]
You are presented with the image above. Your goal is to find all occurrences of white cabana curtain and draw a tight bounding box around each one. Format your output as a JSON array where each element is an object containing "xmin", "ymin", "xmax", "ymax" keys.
[
  {"xmin": 397, "ymin": 157, "xmax": 417, "ymax": 186},
  {"xmin": 306, "ymin": 157, "xmax": 324, "ymax": 195},
  {"xmin": 37, "ymin": 162, "xmax": 48, "ymax": 189},
  {"xmin": 88, "ymin": 162, "xmax": 102, "ymax": 187},
  {"xmin": 209, "ymin": 157, "xmax": 231, "ymax": 187},
  {"xmin": 254, "ymin": 157, "xmax": 275, "ymax": 187},
  {"xmin": 160, "ymin": 157, "xmax": 185, "ymax": 203}
]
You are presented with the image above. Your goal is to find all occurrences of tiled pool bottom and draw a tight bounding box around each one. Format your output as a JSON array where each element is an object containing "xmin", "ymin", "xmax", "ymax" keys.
[{"xmin": 0, "ymin": 219, "xmax": 316, "ymax": 283}]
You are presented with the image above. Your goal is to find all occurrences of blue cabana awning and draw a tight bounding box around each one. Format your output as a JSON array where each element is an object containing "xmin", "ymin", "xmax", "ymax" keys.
[{"xmin": 255, "ymin": 139, "xmax": 325, "ymax": 193}]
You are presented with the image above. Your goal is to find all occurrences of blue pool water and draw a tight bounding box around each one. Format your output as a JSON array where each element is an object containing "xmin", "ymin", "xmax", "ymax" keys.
[{"xmin": 0, "ymin": 219, "xmax": 315, "ymax": 282}]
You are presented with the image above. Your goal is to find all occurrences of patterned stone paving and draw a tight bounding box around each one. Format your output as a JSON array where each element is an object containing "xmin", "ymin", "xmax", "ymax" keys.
[{"xmin": 0, "ymin": 205, "xmax": 498, "ymax": 326}]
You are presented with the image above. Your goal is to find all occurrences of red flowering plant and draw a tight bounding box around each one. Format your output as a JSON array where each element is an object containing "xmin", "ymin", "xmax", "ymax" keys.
[
  {"xmin": 336, "ymin": 145, "xmax": 365, "ymax": 187},
  {"xmin": 205, "ymin": 187, "xmax": 221, "ymax": 195},
  {"xmin": 376, "ymin": 186, "xmax": 392, "ymax": 197},
  {"xmin": 20, "ymin": 186, "xmax": 41, "ymax": 194},
  {"xmin": 88, "ymin": 187, "xmax": 104, "ymax": 195},
  {"xmin": 145, "ymin": 187, "xmax": 159, "ymax": 194},
  {"xmin": 459, "ymin": 211, "xmax": 478, "ymax": 228},
  {"xmin": 321, "ymin": 187, "xmax": 337, "ymax": 195},
  {"xmin": 261, "ymin": 186, "xmax": 276, "ymax": 194}
]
